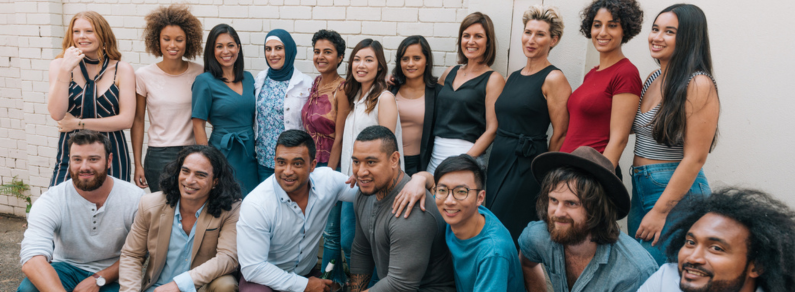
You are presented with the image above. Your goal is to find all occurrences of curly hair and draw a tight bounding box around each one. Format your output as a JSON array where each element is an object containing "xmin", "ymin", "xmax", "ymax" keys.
[
  {"xmin": 536, "ymin": 167, "xmax": 621, "ymax": 245},
  {"xmin": 312, "ymin": 29, "xmax": 346, "ymax": 68},
  {"xmin": 579, "ymin": 0, "xmax": 643, "ymax": 44},
  {"xmin": 143, "ymin": 4, "xmax": 203, "ymax": 59},
  {"xmin": 662, "ymin": 188, "xmax": 795, "ymax": 292},
  {"xmin": 159, "ymin": 145, "xmax": 241, "ymax": 218}
]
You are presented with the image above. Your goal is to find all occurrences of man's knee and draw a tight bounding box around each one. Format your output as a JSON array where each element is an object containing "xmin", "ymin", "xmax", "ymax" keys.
[
  {"xmin": 17, "ymin": 278, "xmax": 39, "ymax": 292},
  {"xmin": 205, "ymin": 274, "xmax": 239, "ymax": 292},
  {"xmin": 238, "ymin": 275, "xmax": 273, "ymax": 292}
]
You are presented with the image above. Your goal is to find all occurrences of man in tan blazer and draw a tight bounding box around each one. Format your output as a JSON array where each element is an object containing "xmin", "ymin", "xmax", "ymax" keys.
[{"xmin": 120, "ymin": 145, "xmax": 242, "ymax": 292}]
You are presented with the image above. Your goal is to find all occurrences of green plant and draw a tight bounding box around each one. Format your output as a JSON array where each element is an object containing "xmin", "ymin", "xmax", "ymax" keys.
[{"xmin": 0, "ymin": 176, "xmax": 32, "ymax": 213}]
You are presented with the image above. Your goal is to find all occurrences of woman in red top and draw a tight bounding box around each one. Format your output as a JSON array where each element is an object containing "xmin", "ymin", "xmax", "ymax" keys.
[{"xmin": 559, "ymin": 0, "xmax": 644, "ymax": 178}]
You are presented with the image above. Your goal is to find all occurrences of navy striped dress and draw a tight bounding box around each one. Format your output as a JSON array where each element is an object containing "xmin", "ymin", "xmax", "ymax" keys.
[{"xmin": 50, "ymin": 58, "xmax": 130, "ymax": 186}]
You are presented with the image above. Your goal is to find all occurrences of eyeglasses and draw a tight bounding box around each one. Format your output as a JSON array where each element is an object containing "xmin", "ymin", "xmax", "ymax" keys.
[{"xmin": 434, "ymin": 186, "xmax": 481, "ymax": 201}]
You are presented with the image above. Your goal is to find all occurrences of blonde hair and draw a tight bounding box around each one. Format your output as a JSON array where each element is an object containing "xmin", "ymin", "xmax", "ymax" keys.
[
  {"xmin": 522, "ymin": 5, "xmax": 565, "ymax": 50},
  {"xmin": 58, "ymin": 11, "xmax": 121, "ymax": 67}
]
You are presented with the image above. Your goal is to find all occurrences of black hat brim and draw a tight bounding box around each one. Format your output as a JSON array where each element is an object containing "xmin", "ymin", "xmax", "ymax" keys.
[{"xmin": 531, "ymin": 152, "xmax": 630, "ymax": 220}]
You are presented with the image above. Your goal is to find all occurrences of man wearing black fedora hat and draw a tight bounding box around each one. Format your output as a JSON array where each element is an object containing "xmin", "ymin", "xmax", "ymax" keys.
[{"xmin": 518, "ymin": 146, "xmax": 658, "ymax": 292}]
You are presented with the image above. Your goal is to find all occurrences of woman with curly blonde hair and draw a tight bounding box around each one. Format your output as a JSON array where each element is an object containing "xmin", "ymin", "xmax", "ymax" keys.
[
  {"xmin": 47, "ymin": 11, "xmax": 136, "ymax": 185},
  {"xmin": 131, "ymin": 4, "xmax": 204, "ymax": 192}
]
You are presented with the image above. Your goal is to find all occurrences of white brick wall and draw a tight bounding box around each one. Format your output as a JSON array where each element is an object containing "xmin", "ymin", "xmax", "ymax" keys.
[{"xmin": 0, "ymin": 0, "xmax": 471, "ymax": 216}]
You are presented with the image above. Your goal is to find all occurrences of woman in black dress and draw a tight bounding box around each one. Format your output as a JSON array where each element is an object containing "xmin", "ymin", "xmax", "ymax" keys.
[{"xmin": 486, "ymin": 4, "xmax": 572, "ymax": 245}]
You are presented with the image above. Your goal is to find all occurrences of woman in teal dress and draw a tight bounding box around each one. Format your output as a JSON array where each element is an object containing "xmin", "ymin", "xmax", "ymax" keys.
[{"xmin": 191, "ymin": 24, "xmax": 259, "ymax": 197}]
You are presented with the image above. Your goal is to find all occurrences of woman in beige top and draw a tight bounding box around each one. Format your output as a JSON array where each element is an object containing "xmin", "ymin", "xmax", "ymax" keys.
[
  {"xmin": 131, "ymin": 4, "xmax": 204, "ymax": 192},
  {"xmin": 390, "ymin": 35, "xmax": 438, "ymax": 176}
]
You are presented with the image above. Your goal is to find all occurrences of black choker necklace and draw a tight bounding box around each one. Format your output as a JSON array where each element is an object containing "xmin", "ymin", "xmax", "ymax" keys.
[{"xmin": 84, "ymin": 57, "xmax": 100, "ymax": 65}]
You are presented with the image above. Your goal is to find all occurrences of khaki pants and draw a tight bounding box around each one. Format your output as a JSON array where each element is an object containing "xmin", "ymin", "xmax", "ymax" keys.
[{"xmin": 199, "ymin": 274, "xmax": 239, "ymax": 292}]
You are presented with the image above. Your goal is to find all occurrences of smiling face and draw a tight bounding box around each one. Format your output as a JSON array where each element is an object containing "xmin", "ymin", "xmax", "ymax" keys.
[
  {"xmin": 274, "ymin": 145, "xmax": 316, "ymax": 196},
  {"xmin": 649, "ymin": 12, "xmax": 678, "ymax": 62},
  {"xmin": 214, "ymin": 33, "xmax": 239, "ymax": 70},
  {"xmin": 461, "ymin": 23, "xmax": 488, "ymax": 62},
  {"xmin": 69, "ymin": 142, "xmax": 110, "ymax": 192},
  {"xmin": 313, "ymin": 39, "xmax": 342, "ymax": 74},
  {"xmin": 178, "ymin": 153, "xmax": 216, "ymax": 204},
  {"xmin": 677, "ymin": 213, "xmax": 759, "ymax": 292},
  {"xmin": 351, "ymin": 140, "xmax": 400, "ymax": 196},
  {"xmin": 265, "ymin": 39, "xmax": 286, "ymax": 70},
  {"xmin": 522, "ymin": 20, "xmax": 557, "ymax": 59},
  {"xmin": 72, "ymin": 18, "xmax": 100, "ymax": 56},
  {"xmin": 590, "ymin": 8, "xmax": 624, "ymax": 54},
  {"xmin": 351, "ymin": 47, "xmax": 379, "ymax": 85},
  {"xmin": 160, "ymin": 25, "xmax": 187, "ymax": 61},
  {"xmin": 435, "ymin": 170, "xmax": 484, "ymax": 227},
  {"xmin": 400, "ymin": 44, "xmax": 426, "ymax": 81},
  {"xmin": 546, "ymin": 181, "xmax": 590, "ymax": 245}
]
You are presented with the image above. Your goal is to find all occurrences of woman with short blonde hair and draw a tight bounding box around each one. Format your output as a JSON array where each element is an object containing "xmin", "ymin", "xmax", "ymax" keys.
[
  {"xmin": 486, "ymin": 4, "xmax": 572, "ymax": 245},
  {"xmin": 47, "ymin": 11, "xmax": 136, "ymax": 185}
]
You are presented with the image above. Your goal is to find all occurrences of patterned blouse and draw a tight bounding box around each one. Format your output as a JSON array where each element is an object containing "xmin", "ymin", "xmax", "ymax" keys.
[
  {"xmin": 256, "ymin": 76, "xmax": 290, "ymax": 168},
  {"xmin": 302, "ymin": 76, "xmax": 345, "ymax": 164}
]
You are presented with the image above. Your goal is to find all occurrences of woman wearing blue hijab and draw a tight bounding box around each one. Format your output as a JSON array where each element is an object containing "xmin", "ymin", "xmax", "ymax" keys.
[{"xmin": 254, "ymin": 29, "xmax": 313, "ymax": 181}]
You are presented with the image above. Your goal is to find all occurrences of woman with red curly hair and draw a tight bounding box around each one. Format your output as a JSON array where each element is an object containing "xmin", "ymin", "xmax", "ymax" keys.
[
  {"xmin": 131, "ymin": 4, "xmax": 204, "ymax": 192},
  {"xmin": 47, "ymin": 11, "xmax": 136, "ymax": 186}
]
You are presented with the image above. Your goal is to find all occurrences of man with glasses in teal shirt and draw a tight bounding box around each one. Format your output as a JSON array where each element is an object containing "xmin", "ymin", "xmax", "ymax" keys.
[{"xmin": 426, "ymin": 154, "xmax": 524, "ymax": 292}]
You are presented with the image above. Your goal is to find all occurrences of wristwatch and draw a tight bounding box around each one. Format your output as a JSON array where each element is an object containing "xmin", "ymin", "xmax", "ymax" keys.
[{"xmin": 92, "ymin": 273, "xmax": 106, "ymax": 287}]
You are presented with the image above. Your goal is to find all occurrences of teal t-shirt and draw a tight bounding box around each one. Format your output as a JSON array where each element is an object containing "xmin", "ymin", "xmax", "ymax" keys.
[{"xmin": 446, "ymin": 206, "xmax": 525, "ymax": 292}]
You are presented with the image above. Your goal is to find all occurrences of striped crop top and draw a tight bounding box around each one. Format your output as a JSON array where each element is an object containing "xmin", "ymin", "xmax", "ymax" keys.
[{"xmin": 633, "ymin": 70, "xmax": 717, "ymax": 160}]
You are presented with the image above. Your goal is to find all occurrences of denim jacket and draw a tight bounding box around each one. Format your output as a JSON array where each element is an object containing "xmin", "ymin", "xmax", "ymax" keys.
[{"xmin": 519, "ymin": 221, "xmax": 659, "ymax": 292}]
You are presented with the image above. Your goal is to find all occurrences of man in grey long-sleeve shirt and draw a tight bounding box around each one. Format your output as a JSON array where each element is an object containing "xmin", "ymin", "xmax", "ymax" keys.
[
  {"xmin": 18, "ymin": 130, "xmax": 143, "ymax": 292},
  {"xmin": 349, "ymin": 126, "xmax": 455, "ymax": 292}
]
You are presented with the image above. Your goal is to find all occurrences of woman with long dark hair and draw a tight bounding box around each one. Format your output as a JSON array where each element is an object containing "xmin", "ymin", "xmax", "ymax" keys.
[
  {"xmin": 485, "ymin": 4, "xmax": 572, "ymax": 246},
  {"xmin": 630, "ymin": 4, "xmax": 719, "ymax": 265},
  {"xmin": 559, "ymin": 0, "xmax": 644, "ymax": 178},
  {"xmin": 47, "ymin": 11, "xmax": 136, "ymax": 185},
  {"xmin": 338, "ymin": 39, "xmax": 403, "ymax": 288},
  {"xmin": 132, "ymin": 4, "xmax": 204, "ymax": 192},
  {"xmin": 253, "ymin": 29, "xmax": 313, "ymax": 182},
  {"xmin": 191, "ymin": 24, "xmax": 259, "ymax": 197},
  {"xmin": 427, "ymin": 12, "xmax": 505, "ymax": 174},
  {"xmin": 391, "ymin": 35, "xmax": 438, "ymax": 176}
]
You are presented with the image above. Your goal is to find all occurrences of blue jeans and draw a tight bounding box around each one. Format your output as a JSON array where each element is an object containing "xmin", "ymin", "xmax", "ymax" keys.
[
  {"xmin": 18, "ymin": 262, "xmax": 121, "ymax": 292},
  {"xmin": 628, "ymin": 162, "xmax": 711, "ymax": 265},
  {"xmin": 321, "ymin": 162, "xmax": 377, "ymax": 286},
  {"xmin": 258, "ymin": 164, "xmax": 274, "ymax": 183}
]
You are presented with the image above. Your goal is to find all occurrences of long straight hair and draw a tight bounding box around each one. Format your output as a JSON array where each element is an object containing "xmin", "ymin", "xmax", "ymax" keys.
[
  {"xmin": 344, "ymin": 39, "xmax": 388, "ymax": 114},
  {"xmin": 651, "ymin": 4, "xmax": 719, "ymax": 149},
  {"xmin": 203, "ymin": 24, "xmax": 245, "ymax": 83},
  {"xmin": 392, "ymin": 35, "xmax": 437, "ymax": 88},
  {"xmin": 58, "ymin": 11, "xmax": 121, "ymax": 68}
]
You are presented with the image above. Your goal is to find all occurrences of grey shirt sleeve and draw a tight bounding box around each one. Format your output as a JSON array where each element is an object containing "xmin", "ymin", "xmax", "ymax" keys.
[
  {"xmin": 350, "ymin": 196, "xmax": 375, "ymax": 276},
  {"xmin": 368, "ymin": 207, "xmax": 438, "ymax": 292},
  {"xmin": 19, "ymin": 191, "xmax": 60, "ymax": 266}
]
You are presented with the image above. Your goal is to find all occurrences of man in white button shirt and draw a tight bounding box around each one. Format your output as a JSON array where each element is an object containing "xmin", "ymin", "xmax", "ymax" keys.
[
  {"xmin": 638, "ymin": 188, "xmax": 795, "ymax": 292},
  {"xmin": 18, "ymin": 130, "xmax": 144, "ymax": 292},
  {"xmin": 237, "ymin": 130, "xmax": 424, "ymax": 292}
]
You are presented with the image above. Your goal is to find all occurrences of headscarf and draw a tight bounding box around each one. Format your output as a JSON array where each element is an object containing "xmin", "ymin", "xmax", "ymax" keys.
[{"xmin": 264, "ymin": 29, "xmax": 296, "ymax": 81}]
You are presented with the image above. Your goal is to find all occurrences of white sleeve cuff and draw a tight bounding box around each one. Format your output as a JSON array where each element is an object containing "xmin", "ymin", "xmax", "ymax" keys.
[{"xmin": 173, "ymin": 271, "xmax": 196, "ymax": 292}]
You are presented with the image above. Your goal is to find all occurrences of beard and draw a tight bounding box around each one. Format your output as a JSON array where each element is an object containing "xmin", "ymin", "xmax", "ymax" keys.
[
  {"xmin": 679, "ymin": 262, "xmax": 747, "ymax": 292},
  {"xmin": 547, "ymin": 215, "xmax": 590, "ymax": 245},
  {"xmin": 70, "ymin": 166, "xmax": 108, "ymax": 192}
]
